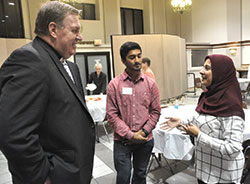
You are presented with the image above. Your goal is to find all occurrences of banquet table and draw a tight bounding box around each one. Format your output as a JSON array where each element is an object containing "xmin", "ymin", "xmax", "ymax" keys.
[
  {"xmin": 153, "ymin": 104, "xmax": 250, "ymax": 161},
  {"xmin": 85, "ymin": 95, "xmax": 107, "ymax": 142},
  {"xmin": 153, "ymin": 105, "xmax": 196, "ymax": 161},
  {"xmin": 85, "ymin": 95, "xmax": 106, "ymax": 122},
  {"xmin": 238, "ymin": 78, "xmax": 250, "ymax": 91}
]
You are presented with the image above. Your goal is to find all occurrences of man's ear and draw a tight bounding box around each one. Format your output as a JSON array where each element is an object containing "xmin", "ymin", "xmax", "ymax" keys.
[{"xmin": 48, "ymin": 22, "xmax": 57, "ymax": 38}]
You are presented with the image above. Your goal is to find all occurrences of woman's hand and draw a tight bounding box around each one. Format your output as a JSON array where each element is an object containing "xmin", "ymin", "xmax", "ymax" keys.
[
  {"xmin": 179, "ymin": 122, "xmax": 200, "ymax": 137},
  {"xmin": 160, "ymin": 117, "xmax": 181, "ymax": 131}
]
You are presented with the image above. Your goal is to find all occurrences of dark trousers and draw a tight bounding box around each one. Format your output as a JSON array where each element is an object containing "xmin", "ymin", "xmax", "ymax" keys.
[
  {"xmin": 114, "ymin": 139, "xmax": 154, "ymax": 184},
  {"xmin": 198, "ymin": 179, "xmax": 235, "ymax": 184}
]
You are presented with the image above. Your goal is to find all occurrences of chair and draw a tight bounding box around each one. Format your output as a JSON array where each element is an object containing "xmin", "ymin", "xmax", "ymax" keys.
[
  {"xmin": 95, "ymin": 119, "xmax": 110, "ymax": 143},
  {"xmin": 241, "ymin": 83, "xmax": 250, "ymax": 100},
  {"xmin": 146, "ymin": 153, "xmax": 162, "ymax": 174},
  {"xmin": 241, "ymin": 139, "xmax": 250, "ymax": 183},
  {"xmin": 147, "ymin": 153, "xmax": 174, "ymax": 175},
  {"xmin": 186, "ymin": 72, "xmax": 196, "ymax": 94},
  {"xmin": 242, "ymin": 101, "xmax": 247, "ymax": 109},
  {"xmin": 194, "ymin": 78, "xmax": 201, "ymax": 88}
]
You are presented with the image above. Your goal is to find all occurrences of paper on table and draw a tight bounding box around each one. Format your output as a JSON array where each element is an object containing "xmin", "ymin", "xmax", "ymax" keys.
[{"xmin": 86, "ymin": 83, "xmax": 97, "ymax": 91}]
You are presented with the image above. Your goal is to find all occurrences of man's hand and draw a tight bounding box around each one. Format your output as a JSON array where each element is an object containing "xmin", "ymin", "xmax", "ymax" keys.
[
  {"xmin": 160, "ymin": 117, "xmax": 181, "ymax": 131},
  {"xmin": 132, "ymin": 130, "xmax": 148, "ymax": 143}
]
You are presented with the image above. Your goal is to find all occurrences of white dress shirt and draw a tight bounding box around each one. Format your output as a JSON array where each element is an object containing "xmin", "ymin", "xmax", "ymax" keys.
[{"xmin": 61, "ymin": 59, "xmax": 75, "ymax": 83}]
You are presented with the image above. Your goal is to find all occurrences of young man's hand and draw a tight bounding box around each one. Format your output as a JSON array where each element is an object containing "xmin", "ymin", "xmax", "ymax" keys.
[{"xmin": 132, "ymin": 130, "xmax": 148, "ymax": 143}]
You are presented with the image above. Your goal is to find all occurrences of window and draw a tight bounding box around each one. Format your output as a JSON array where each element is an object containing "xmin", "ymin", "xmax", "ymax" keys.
[
  {"xmin": 82, "ymin": 3, "xmax": 95, "ymax": 20},
  {"xmin": 63, "ymin": 2, "xmax": 96, "ymax": 20},
  {"xmin": 121, "ymin": 8, "xmax": 143, "ymax": 35},
  {"xmin": 0, "ymin": 0, "xmax": 24, "ymax": 38},
  {"xmin": 191, "ymin": 49, "xmax": 208, "ymax": 67}
]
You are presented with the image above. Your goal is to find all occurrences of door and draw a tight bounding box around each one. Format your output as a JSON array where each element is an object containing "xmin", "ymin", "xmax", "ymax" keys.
[{"xmin": 74, "ymin": 52, "xmax": 111, "ymax": 95}]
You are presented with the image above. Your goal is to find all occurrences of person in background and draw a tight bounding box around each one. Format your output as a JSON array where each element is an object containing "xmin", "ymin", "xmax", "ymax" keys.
[
  {"xmin": 0, "ymin": 2, "xmax": 95, "ymax": 184},
  {"xmin": 142, "ymin": 57, "xmax": 155, "ymax": 80},
  {"xmin": 89, "ymin": 62, "xmax": 107, "ymax": 94},
  {"xmin": 162, "ymin": 54, "xmax": 245, "ymax": 184},
  {"xmin": 106, "ymin": 41, "xmax": 161, "ymax": 184}
]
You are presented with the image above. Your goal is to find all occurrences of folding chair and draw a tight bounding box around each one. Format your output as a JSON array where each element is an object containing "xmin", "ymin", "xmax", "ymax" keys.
[
  {"xmin": 241, "ymin": 83, "xmax": 250, "ymax": 100},
  {"xmin": 242, "ymin": 101, "xmax": 247, "ymax": 109},
  {"xmin": 146, "ymin": 153, "xmax": 174, "ymax": 175},
  {"xmin": 95, "ymin": 115, "xmax": 111, "ymax": 143},
  {"xmin": 194, "ymin": 78, "xmax": 201, "ymax": 89}
]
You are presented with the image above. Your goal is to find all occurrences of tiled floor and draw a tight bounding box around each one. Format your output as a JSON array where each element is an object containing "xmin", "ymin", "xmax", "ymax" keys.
[{"xmin": 1, "ymin": 89, "xmax": 245, "ymax": 184}]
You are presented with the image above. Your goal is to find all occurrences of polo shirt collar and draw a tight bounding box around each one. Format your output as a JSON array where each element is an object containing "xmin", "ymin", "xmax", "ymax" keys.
[{"xmin": 122, "ymin": 70, "xmax": 144, "ymax": 82}]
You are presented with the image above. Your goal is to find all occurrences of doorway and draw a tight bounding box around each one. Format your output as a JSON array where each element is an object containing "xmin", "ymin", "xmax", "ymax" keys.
[{"xmin": 74, "ymin": 52, "xmax": 111, "ymax": 95}]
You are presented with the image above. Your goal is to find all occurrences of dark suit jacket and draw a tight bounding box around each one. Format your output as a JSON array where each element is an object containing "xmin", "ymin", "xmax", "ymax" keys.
[
  {"xmin": 0, "ymin": 37, "xmax": 96, "ymax": 184},
  {"xmin": 88, "ymin": 71, "xmax": 107, "ymax": 94}
]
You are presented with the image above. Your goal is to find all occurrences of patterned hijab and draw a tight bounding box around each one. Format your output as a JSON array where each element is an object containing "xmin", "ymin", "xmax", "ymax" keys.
[{"xmin": 196, "ymin": 54, "xmax": 245, "ymax": 120}]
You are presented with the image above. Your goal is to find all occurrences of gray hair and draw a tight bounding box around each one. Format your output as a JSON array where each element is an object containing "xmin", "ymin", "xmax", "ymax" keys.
[
  {"xmin": 95, "ymin": 63, "xmax": 102, "ymax": 70},
  {"xmin": 34, "ymin": 1, "xmax": 80, "ymax": 36}
]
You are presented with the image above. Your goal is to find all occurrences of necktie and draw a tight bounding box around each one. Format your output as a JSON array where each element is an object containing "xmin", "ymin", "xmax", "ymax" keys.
[{"xmin": 60, "ymin": 58, "xmax": 75, "ymax": 83}]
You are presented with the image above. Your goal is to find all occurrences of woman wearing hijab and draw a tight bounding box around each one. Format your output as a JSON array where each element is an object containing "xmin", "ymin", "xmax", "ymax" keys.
[{"xmin": 163, "ymin": 54, "xmax": 245, "ymax": 184}]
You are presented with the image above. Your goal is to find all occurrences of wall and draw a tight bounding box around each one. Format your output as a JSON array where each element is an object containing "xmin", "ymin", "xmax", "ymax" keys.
[
  {"xmin": 151, "ymin": 0, "xmax": 167, "ymax": 34},
  {"xmin": 103, "ymin": 0, "xmax": 122, "ymax": 44},
  {"xmin": 242, "ymin": 0, "xmax": 250, "ymax": 40},
  {"xmin": 81, "ymin": 19, "xmax": 105, "ymax": 43},
  {"xmin": 242, "ymin": 0, "xmax": 250, "ymax": 65},
  {"xmin": 26, "ymin": 0, "xmax": 48, "ymax": 39},
  {"xmin": 21, "ymin": 0, "xmax": 32, "ymax": 39},
  {"xmin": 143, "ymin": 0, "xmax": 154, "ymax": 34},
  {"xmin": 180, "ymin": 11, "xmax": 192, "ymax": 42},
  {"xmin": 165, "ymin": 0, "xmax": 182, "ymax": 37},
  {"xmin": 0, "ymin": 39, "xmax": 8, "ymax": 67},
  {"xmin": 0, "ymin": 38, "xmax": 31, "ymax": 67},
  {"xmin": 120, "ymin": 0, "xmax": 144, "ymax": 9},
  {"xmin": 191, "ymin": 0, "xmax": 227, "ymax": 43},
  {"xmin": 227, "ymin": 0, "xmax": 241, "ymax": 42}
]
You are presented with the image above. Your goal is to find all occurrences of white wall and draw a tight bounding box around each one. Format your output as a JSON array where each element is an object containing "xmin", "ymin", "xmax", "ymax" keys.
[
  {"xmin": 242, "ymin": 0, "xmax": 250, "ymax": 40},
  {"xmin": 242, "ymin": 0, "xmax": 250, "ymax": 65},
  {"xmin": 227, "ymin": 0, "xmax": 241, "ymax": 42},
  {"xmin": 191, "ymin": 0, "xmax": 227, "ymax": 43}
]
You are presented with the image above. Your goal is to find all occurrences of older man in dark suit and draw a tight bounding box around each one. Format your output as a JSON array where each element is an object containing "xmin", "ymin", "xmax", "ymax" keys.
[
  {"xmin": 0, "ymin": 1, "xmax": 95, "ymax": 184},
  {"xmin": 89, "ymin": 63, "xmax": 107, "ymax": 94}
]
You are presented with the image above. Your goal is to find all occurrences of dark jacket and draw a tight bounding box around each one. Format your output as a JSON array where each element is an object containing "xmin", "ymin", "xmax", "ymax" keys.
[
  {"xmin": 89, "ymin": 71, "xmax": 107, "ymax": 94},
  {"xmin": 0, "ymin": 37, "xmax": 96, "ymax": 184}
]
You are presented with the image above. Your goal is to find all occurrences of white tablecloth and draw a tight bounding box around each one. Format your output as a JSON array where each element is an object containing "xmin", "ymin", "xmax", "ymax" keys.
[
  {"xmin": 153, "ymin": 105, "xmax": 195, "ymax": 160},
  {"xmin": 86, "ymin": 95, "xmax": 106, "ymax": 122},
  {"xmin": 153, "ymin": 104, "xmax": 250, "ymax": 161},
  {"xmin": 238, "ymin": 78, "xmax": 250, "ymax": 91}
]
